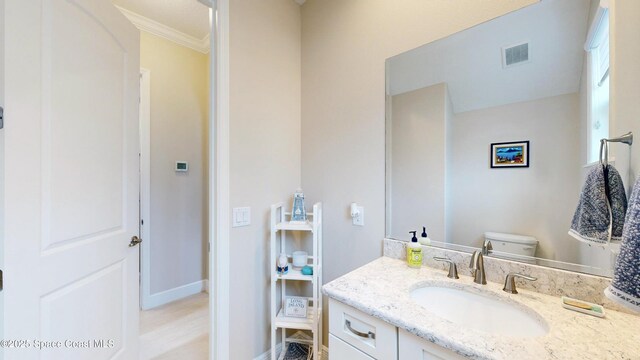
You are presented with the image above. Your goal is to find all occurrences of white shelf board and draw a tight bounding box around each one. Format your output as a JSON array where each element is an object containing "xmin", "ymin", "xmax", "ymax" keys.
[
  {"xmin": 284, "ymin": 337, "xmax": 313, "ymax": 345},
  {"xmin": 274, "ymin": 306, "xmax": 321, "ymax": 331},
  {"xmin": 276, "ymin": 221, "xmax": 313, "ymax": 231},
  {"xmin": 274, "ymin": 265, "xmax": 315, "ymax": 281},
  {"xmin": 284, "ymin": 212, "xmax": 315, "ymax": 217}
]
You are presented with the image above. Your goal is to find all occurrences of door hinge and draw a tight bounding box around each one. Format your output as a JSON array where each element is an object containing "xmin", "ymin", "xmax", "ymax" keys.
[
  {"xmin": 0, "ymin": 106, "xmax": 4, "ymax": 129},
  {"xmin": 0, "ymin": 269, "xmax": 3, "ymax": 291}
]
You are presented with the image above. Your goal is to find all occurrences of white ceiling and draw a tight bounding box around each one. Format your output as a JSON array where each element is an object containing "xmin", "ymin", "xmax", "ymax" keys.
[
  {"xmin": 112, "ymin": 0, "xmax": 210, "ymax": 40},
  {"xmin": 387, "ymin": 0, "xmax": 592, "ymax": 113}
]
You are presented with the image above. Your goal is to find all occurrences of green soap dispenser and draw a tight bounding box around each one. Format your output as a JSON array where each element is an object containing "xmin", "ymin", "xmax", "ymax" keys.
[{"xmin": 407, "ymin": 231, "xmax": 423, "ymax": 268}]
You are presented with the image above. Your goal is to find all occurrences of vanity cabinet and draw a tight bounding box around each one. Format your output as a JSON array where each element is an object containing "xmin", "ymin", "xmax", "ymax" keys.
[
  {"xmin": 329, "ymin": 299, "xmax": 398, "ymax": 359},
  {"xmin": 329, "ymin": 334, "xmax": 375, "ymax": 360},
  {"xmin": 329, "ymin": 299, "xmax": 466, "ymax": 360},
  {"xmin": 398, "ymin": 329, "xmax": 467, "ymax": 360}
]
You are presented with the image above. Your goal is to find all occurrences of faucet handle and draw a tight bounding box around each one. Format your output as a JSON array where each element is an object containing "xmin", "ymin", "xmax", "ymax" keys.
[
  {"xmin": 503, "ymin": 273, "xmax": 537, "ymax": 294},
  {"xmin": 469, "ymin": 251, "xmax": 479, "ymax": 269},
  {"xmin": 434, "ymin": 257, "xmax": 459, "ymax": 279}
]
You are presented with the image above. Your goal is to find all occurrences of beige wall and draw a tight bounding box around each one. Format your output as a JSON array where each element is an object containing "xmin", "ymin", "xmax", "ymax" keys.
[
  {"xmin": 218, "ymin": 0, "xmax": 638, "ymax": 355},
  {"xmin": 140, "ymin": 32, "xmax": 209, "ymax": 295},
  {"xmin": 449, "ymin": 94, "xmax": 581, "ymax": 262},
  {"xmin": 229, "ymin": 0, "xmax": 301, "ymax": 358},
  {"xmin": 389, "ymin": 91, "xmax": 583, "ymax": 263},
  {"xmin": 300, "ymin": 0, "xmax": 537, "ymax": 343},
  {"xmin": 611, "ymin": 0, "xmax": 640, "ymax": 192},
  {"xmin": 389, "ymin": 84, "xmax": 447, "ymax": 242}
]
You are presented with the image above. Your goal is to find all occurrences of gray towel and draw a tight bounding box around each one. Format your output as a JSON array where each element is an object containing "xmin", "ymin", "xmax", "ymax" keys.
[
  {"xmin": 283, "ymin": 343, "xmax": 311, "ymax": 360},
  {"xmin": 569, "ymin": 164, "xmax": 627, "ymax": 244},
  {"xmin": 605, "ymin": 176, "xmax": 640, "ymax": 312}
]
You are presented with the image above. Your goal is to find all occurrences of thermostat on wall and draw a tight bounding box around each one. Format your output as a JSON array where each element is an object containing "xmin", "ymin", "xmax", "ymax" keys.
[{"xmin": 175, "ymin": 161, "xmax": 189, "ymax": 172}]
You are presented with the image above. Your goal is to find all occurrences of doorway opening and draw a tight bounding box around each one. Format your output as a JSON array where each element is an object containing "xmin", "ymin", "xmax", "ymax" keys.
[{"xmin": 114, "ymin": 1, "xmax": 213, "ymax": 358}]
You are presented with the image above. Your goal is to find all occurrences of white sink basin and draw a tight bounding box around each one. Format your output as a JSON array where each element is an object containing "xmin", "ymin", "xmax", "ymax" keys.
[{"xmin": 410, "ymin": 286, "xmax": 548, "ymax": 338}]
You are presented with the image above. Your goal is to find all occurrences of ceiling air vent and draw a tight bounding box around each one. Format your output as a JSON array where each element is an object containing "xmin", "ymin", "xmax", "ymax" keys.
[{"xmin": 502, "ymin": 42, "xmax": 529, "ymax": 68}]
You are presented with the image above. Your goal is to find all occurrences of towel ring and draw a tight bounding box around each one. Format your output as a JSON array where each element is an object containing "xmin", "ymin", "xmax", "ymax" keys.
[
  {"xmin": 599, "ymin": 140, "xmax": 609, "ymax": 167},
  {"xmin": 600, "ymin": 132, "xmax": 633, "ymax": 167}
]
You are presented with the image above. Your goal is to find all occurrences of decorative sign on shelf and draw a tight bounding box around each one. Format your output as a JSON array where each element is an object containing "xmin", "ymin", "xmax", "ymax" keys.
[{"xmin": 285, "ymin": 296, "xmax": 308, "ymax": 318}]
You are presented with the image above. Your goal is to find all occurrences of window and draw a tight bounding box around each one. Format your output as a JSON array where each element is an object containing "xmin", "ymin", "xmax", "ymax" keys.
[{"xmin": 585, "ymin": 3, "xmax": 610, "ymax": 164}]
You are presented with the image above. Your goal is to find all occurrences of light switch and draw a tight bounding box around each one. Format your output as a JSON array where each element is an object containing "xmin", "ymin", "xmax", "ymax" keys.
[{"xmin": 233, "ymin": 207, "xmax": 251, "ymax": 227}]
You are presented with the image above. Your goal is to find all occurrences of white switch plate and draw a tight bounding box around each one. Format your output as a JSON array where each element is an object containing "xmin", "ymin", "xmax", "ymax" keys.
[
  {"xmin": 353, "ymin": 206, "xmax": 364, "ymax": 226},
  {"xmin": 233, "ymin": 207, "xmax": 251, "ymax": 227}
]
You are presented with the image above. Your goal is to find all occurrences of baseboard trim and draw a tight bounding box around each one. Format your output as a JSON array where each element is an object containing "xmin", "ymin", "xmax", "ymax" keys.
[
  {"xmin": 254, "ymin": 344, "xmax": 328, "ymax": 360},
  {"xmin": 253, "ymin": 343, "xmax": 282, "ymax": 360},
  {"xmin": 142, "ymin": 279, "xmax": 208, "ymax": 310}
]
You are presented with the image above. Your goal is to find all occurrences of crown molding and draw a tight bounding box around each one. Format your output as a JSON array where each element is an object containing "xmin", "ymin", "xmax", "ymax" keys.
[{"xmin": 115, "ymin": 5, "xmax": 210, "ymax": 54}]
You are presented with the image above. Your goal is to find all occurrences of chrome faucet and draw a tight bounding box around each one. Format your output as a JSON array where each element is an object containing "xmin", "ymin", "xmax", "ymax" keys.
[
  {"xmin": 482, "ymin": 240, "xmax": 493, "ymax": 255},
  {"xmin": 469, "ymin": 251, "xmax": 487, "ymax": 285},
  {"xmin": 502, "ymin": 273, "xmax": 537, "ymax": 294}
]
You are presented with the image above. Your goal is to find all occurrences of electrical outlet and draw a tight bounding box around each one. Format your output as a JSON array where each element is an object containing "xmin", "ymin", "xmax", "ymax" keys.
[{"xmin": 352, "ymin": 206, "xmax": 364, "ymax": 226}]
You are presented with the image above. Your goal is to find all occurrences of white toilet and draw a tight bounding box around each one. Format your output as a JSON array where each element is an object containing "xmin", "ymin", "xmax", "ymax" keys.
[{"xmin": 484, "ymin": 232, "xmax": 538, "ymax": 262}]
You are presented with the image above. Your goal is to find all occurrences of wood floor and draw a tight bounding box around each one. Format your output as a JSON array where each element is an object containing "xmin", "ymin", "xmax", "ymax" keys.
[{"xmin": 139, "ymin": 292, "xmax": 209, "ymax": 360}]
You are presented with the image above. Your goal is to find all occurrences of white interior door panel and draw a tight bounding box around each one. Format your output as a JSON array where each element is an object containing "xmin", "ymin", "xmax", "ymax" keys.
[{"xmin": 4, "ymin": 1, "xmax": 140, "ymax": 359}]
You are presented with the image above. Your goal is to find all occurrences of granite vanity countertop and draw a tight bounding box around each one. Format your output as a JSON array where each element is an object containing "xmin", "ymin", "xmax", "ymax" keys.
[{"xmin": 322, "ymin": 257, "xmax": 640, "ymax": 360}]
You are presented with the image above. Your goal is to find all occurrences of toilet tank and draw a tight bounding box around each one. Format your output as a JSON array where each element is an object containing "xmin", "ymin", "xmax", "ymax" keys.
[{"xmin": 484, "ymin": 232, "xmax": 538, "ymax": 257}]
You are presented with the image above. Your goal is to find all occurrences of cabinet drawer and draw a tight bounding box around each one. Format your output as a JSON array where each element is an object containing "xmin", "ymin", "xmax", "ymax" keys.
[
  {"xmin": 329, "ymin": 299, "xmax": 397, "ymax": 360},
  {"xmin": 399, "ymin": 328, "xmax": 466, "ymax": 360},
  {"xmin": 329, "ymin": 334, "xmax": 374, "ymax": 360}
]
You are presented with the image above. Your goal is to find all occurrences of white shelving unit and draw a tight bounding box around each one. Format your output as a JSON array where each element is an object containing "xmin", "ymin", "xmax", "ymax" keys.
[{"xmin": 270, "ymin": 202, "xmax": 323, "ymax": 360}]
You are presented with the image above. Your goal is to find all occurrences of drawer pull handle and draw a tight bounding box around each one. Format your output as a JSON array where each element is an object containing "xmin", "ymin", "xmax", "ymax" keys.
[{"xmin": 345, "ymin": 320, "xmax": 375, "ymax": 340}]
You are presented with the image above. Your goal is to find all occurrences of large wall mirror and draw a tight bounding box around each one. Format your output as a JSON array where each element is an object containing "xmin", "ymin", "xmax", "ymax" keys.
[{"xmin": 385, "ymin": 0, "xmax": 624, "ymax": 277}]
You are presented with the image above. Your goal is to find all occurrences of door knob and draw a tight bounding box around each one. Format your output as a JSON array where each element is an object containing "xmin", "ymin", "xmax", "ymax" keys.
[{"xmin": 129, "ymin": 236, "xmax": 142, "ymax": 247}]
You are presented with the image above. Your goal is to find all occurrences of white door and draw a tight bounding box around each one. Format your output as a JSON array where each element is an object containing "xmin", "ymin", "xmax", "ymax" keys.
[{"xmin": 3, "ymin": 1, "xmax": 140, "ymax": 359}]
